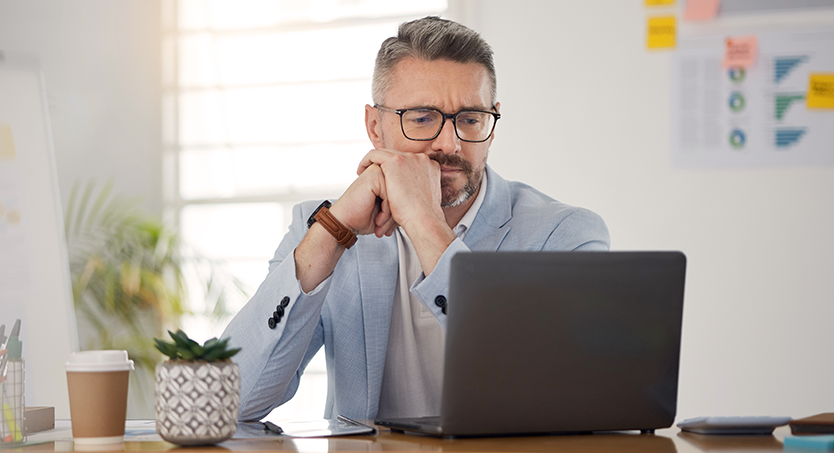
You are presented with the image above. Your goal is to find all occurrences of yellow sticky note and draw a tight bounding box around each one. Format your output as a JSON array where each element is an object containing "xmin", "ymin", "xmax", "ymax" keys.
[
  {"xmin": 646, "ymin": 0, "xmax": 675, "ymax": 6},
  {"xmin": 0, "ymin": 124, "xmax": 17, "ymax": 160},
  {"xmin": 807, "ymin": 73, "xmax": 834, "ymax": 109},
  {"xmin": 647, "ymin": 16, "xmax": 676, "ymax": 49}
]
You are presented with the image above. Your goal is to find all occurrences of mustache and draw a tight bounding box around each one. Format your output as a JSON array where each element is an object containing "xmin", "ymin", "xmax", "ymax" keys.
[{"xmin": 429, "ymin": 153, "xmax": 472, "ymax": 172}]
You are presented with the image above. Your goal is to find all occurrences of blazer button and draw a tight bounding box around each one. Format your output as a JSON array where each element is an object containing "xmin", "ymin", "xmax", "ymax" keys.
[
  {"xmin": 435, "ymin": 295, "xmax": 447, "ymax": 308},
  {"xmin": 280, "ymin": 296, "xmax": 291, "ymax": 308},
  {"xmin": 442, "ymin": 304, "xmax": 447, "ymax": 315},
  {"xmin": 273, "ymin": 306, "xmax": 284, "ymax": 319},
  {"xmin": 268, "ymin": 317, "xmax": 276, "ymax": 329}
]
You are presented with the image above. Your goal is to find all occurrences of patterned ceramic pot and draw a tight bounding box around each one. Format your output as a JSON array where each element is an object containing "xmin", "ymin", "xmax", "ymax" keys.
[{"xmin": 154, "ymin": 361, "xmax": 240, "ymax": 445}]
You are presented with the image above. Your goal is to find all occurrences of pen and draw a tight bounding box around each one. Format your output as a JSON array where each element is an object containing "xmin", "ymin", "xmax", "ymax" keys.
[
  {"xmin": 1, "ymin": 320, "xmax": 20, "ymax": 377},
  {"xmin": 2, "ymin": 320, "xmax": 23, "ymax": 442},
  {"xmin": 0, "ymin": 324, "xmax": 6, "ymax": 376},
  {"xmin": 337, "ymin": 415, "xmax": 377, "ymax": 435},
  {"xmin": 262, "ymin": 421, "xmax": 283, "ymax": 435},
  {"xmin": 2, "ymin": 400, "xmax": 22, "ymax": 442},
  {"xmin": 8, "ymin": 320, "xmax": 19, "ymax": 343}
]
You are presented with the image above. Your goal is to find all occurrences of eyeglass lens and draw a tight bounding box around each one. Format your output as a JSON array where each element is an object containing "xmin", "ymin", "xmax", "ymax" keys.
[{"xmin": 401, "ymin": 109, "xmax": 495, "ymax": 142}]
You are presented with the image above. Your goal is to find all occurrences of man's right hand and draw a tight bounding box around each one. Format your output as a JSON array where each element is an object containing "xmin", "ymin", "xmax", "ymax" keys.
[
  {"xmin": 294, "ymin": 164, "xmax": 395, "ymax": 292},
  {"xmin": 328, "ymin": 164, "xmax": 398, "ymax": 238}
]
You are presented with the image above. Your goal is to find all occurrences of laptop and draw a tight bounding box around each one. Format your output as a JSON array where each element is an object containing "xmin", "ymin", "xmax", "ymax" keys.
[{"xmin": 374, "ymin": 251, "xmax": 687, "ymax": 437}]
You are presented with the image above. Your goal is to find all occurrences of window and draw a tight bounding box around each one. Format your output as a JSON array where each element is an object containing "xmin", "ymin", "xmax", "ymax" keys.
[{"xmin": 162, "ymin": 0, "xmax": 447, "ymax": 421}]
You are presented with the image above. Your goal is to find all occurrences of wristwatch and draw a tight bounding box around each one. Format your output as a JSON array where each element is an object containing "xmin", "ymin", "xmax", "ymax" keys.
[{"xmin": 307, "ymin": 200, "xmax": 358, "ymax": 249}]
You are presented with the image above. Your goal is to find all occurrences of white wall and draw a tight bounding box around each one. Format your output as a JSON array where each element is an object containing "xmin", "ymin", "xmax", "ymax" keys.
[
  {"xmin": 0, "ymin": 0, "xmax": 162, "ymax": 216},
  {"xmin": 458, "ymin": 1, "xmax": 834, "ymax": 419}
]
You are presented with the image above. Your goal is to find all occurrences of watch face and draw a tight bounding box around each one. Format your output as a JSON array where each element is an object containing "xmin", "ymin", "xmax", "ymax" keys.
[{"xmin": 307, "ymin": 200, "xmax": 332, "ymax": 228}]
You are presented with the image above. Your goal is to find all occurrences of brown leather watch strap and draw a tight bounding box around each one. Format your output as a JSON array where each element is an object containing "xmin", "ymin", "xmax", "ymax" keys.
[{"xmin": 313, "ymin": 206, "xmax": 357, "ymax": 249}]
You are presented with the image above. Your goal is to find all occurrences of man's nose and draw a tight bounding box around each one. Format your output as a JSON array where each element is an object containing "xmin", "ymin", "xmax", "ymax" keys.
[{"xmin": 432, "ymin": 117, "xmax": 461, "ymax": 155}]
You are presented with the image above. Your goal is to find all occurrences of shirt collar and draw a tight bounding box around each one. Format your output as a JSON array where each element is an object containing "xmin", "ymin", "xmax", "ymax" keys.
[{"xmin": 453, "ymin": 170, "xmax": 488, "ymax": 239}]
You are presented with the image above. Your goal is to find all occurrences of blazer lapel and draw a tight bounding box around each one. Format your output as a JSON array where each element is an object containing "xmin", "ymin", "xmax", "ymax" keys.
[
  {"xmin": 356, "ymin": 234, "xmax": 398, "ymax": 416},
  {"xmin": 463, "ymin": 165, "xmax": 512, "ymax": 251}
]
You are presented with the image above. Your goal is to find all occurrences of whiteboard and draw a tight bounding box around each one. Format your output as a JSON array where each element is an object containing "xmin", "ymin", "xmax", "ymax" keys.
[{"xmin": 0, "ymin": 53, "xmax": 78, "ymax": 419}]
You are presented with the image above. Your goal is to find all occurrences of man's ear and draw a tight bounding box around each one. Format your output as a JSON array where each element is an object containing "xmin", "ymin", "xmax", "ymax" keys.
[{"xmin": 365, "ymin": 104, "xmax": 384, "ymax": 148}]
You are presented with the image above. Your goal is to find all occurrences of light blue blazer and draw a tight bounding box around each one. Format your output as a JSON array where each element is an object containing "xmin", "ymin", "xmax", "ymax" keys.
[{"xmin": 222, "ymin": 165, "xmax": 610, "ymax": 421}]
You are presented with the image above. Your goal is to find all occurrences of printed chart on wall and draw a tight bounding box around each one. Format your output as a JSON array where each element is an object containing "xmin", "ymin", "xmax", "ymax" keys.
[{"xmin": 671, "ymin": 28, "xmax": 834, "ymax": 168}]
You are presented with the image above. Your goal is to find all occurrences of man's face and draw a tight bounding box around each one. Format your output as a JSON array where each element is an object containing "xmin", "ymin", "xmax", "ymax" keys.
[{"xmin": 367, "ymin": 57, "xmax": 498, "ymax": 207}]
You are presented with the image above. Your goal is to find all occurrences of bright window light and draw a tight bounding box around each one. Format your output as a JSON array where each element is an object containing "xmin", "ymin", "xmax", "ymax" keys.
[{"xmin": 164, "ymin": 0, "xmax": 447, "ymax": 422}]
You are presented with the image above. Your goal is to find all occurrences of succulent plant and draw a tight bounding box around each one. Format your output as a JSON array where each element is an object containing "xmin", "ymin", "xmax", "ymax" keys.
[{"xmin": 154, "ymin": 329, "xmax": 240, "ymax": 362}]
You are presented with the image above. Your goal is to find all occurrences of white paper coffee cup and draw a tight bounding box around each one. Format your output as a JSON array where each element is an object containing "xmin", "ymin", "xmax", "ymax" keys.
[{"xmin": 66, "ymin": 351, "xmax": 134, "ymax": 445}]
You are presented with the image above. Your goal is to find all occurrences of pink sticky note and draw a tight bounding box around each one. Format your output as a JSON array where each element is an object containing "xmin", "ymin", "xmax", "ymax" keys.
[
  {"xmin": 684, "ymin": 0, "xmax": 720, "ymax": 21},
  {"xmin": 722, "ymin": 35, "xmax": 757, "ymax": 69}
]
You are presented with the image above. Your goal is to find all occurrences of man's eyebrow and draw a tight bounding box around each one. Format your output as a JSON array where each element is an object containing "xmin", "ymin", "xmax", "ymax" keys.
[{"xmin": 405, "ymin": 104, "xmax": 493, "ymax": 112}]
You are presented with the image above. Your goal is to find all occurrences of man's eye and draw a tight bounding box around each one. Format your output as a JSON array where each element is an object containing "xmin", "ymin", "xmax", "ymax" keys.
[
  {"xmin": 407, "ymin": 112, "xmax": 437, "ymax": 126},
  {"xmin": 458, "ymin": 113, "xmax": 482, "ymax": 126}
]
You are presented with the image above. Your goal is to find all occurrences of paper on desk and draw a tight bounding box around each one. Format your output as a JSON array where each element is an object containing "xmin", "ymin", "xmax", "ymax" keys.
[
  {"xmin": 22, "ymin": 420, "xmax": 163, "ymax": 443},
  {"xmin": 124, "ymin": 420, "xmax": 163, "ymax": 441},
  {"xmin": 238, "ymin": 418, "xmax": 375, "ymax": 438}
]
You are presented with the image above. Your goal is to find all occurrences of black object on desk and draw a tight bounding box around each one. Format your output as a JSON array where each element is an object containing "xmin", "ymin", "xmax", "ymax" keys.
[{"xmin": 790, "ymin": 413, "xmax": 834, "ymax": 435}]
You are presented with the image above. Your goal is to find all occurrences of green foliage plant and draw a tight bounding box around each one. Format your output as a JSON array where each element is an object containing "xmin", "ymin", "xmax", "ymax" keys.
[
  {"xmin": 155, "ymin": 330, "xmax": 240, "ymax": 362},
  {"xmin": 65, "ymin": 180, "xmax": 248, "ymax": 416}
]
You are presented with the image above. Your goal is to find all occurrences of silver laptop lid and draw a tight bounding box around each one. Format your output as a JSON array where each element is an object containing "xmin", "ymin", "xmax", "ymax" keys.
[{"xmin": 441, "ymin": 251, "xmax": 686, "ymax": 436}]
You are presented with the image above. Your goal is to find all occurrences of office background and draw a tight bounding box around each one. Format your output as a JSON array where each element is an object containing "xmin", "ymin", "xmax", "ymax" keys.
[{"xmin": 0, "ymin": 0, "xmax": 832, "ymax": 421}]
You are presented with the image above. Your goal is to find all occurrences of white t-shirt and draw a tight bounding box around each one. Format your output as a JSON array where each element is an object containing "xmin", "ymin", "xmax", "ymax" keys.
[{"xmin": 376, "ymin": 173, "xmax": 488, "ymax": 418}]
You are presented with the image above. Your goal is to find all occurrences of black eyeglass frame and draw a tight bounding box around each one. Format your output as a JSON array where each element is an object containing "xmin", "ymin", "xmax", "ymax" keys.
[{"xmin": 374, "ymin": 105, "xmax": 501, "ymax": 143}]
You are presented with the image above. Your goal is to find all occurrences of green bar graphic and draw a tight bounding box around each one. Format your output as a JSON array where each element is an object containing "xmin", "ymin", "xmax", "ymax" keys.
[{"xmin": 775, "ymin": 94, "xmax": 805, "ymax": 120}]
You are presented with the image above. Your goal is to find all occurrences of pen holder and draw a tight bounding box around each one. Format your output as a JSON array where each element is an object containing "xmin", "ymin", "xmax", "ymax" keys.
[{"xmin": 1, "ymin": 358, "xmax": 25, "ymax": 445}]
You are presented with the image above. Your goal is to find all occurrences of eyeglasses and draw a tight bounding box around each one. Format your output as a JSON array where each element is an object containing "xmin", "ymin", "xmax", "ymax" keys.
[{"xmin": 375, "ymin": 105, "xmax": 500, "ymax": 143}]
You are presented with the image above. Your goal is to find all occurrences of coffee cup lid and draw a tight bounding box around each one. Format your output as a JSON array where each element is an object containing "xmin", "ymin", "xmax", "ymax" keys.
[{"xmin": 66, "ymin": 350, "xmax": 135, "ymax": 372}]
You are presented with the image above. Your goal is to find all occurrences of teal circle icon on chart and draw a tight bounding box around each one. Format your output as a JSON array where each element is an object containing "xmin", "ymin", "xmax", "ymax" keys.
[
  {"xmin": 729, "ymin": 129, "xmax": 746, "ymax": 149},
  {"xmin": 728, "ymin": 92, "xmax": 746, "ymax": 112},
  {"xmin": 728, "ymin": 67, "xmax": 746, "ymax": 82}
]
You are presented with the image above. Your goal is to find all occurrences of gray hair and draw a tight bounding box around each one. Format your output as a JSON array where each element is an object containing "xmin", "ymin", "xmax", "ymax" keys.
[{"xmin": 371, "ymin": 16, "xmax": 497, "ymax": 106}]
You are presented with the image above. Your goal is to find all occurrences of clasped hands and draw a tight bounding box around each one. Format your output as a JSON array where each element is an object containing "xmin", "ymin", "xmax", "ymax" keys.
[{"xmin": 329, "ymin": 148, "xmax": 448, "ymax": 240}]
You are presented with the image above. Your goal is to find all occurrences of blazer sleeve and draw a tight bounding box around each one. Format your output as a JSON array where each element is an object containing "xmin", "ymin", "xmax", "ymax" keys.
[
  {"xmin": 221, "ymin": 201, "xmax": 332, "ymax": 421},
  {"xmin": 411, "ymin": 206, "xmax": 609, "ymax": 331},
  {"xmin": 543, "ymin": 207, "xmax": 610, "ymax": 252}
]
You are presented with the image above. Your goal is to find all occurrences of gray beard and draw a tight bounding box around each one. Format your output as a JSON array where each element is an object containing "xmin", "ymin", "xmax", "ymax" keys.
[{"xmin": 440, "ymin": 172, "xmax": 481, "ymax": 207}]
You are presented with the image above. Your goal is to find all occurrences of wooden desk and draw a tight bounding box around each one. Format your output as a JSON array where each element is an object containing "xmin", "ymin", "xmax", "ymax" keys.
[{"xmin": 11, "ymin": 425, "xmax": 791, "ymax": 452}]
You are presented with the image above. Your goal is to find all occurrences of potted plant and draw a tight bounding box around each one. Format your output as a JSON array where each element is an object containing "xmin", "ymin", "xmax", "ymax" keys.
[{"xmin": 154, "ymin": 330, "xmax": 242, "ymax": 445}]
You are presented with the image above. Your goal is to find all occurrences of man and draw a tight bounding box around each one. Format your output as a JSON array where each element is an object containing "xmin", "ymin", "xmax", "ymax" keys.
[{"xmin": 222, "ymin": 16, "xmax": 609, "ymax": 422}]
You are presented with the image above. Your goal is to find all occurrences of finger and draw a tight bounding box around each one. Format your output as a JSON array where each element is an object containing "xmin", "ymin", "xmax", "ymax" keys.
[
  {"xmin": 357, "ymin": 148, "xmax": 401, "ymax": 175},
  {"xmin": 374, "ymin": 209, "xmax": 392, "ymax": 237},
  {"xmin": 357, "ymin": 150, "xmax": 378, "ymax": 175},
  {"xmin": 375, "ymin": 198, "xmax": 391, "ymax": 227},
  {"xmin": 378, "ymin": 205, "xmax": 399, "ymax": 236},
  {"xmin": 375, "ymin": 217, "xmax": 398, "ymax": 238}
]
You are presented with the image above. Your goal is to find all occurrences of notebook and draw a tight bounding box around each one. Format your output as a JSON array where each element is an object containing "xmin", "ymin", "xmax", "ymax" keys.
[{"xmin": 374, "ymin": 251, "xmax": 687, "ymax": 437}]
